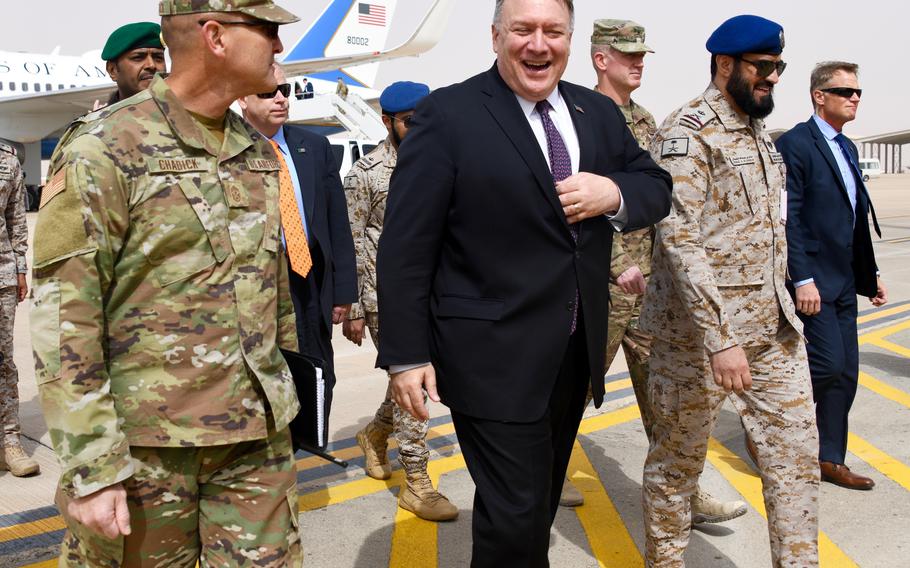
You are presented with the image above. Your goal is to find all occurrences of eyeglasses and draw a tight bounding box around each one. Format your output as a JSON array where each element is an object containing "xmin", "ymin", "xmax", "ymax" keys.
[
  {"xmin": 392, "ymin": 114, "xmax": 414, "ymax": 127},
  {"xmin": 257, "ymin": 83, "xmax": 291, "ymax": 99},
  {"xmin": 737, "ymin": 57, "xmax": 787, "ymax": 78},
  {"xmin": 198, "ymin": 19, "xmax": 280, "ymax": 40},
  {"xmin": 820, "ymin": 87, "xmax": 863, "ymax": 99}
]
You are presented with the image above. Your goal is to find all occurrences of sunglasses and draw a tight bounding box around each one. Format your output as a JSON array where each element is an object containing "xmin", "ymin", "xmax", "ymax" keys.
[
  {"xmin": 392, "ymin": 114, "xmax": 414, "ymax": 127},
  {"xmin": 738, "ymin": 57, "xmax": 787, "ymax": 78},
  {"xmin": 257, "ymin": 83, "xmax": 292, "ymax": 99},
  {"xmin": 198, "ymin": 19, "xmax": 280, "ymax": 40},
  {"xmin": 820, "ymin": 87, "xmax": 863, "ymax": 99}
]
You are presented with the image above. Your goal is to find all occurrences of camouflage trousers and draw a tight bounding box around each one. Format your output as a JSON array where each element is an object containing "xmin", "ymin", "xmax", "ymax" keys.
[
  {"xmin": 364, "ymin": 312, "xmax": 430, "ymax": 474},
  {"xmin": 56, "ymin": 427, "xmax": 301, "ymax": 567},
  {"xmin": 586, "ymin": 285, "xmax": 654, "ymax": 438},
  {"xmin": 643, "ymin": 327, "xmax": 819, "ymax": 568},
  {"xmin": 0, "ymin": 286, "xmax": 20, "ymax": 446}
]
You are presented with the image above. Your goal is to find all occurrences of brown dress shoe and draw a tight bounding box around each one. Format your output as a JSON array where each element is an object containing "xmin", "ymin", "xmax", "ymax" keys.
[{"xmin": 820, "ymin": 461, "xmax": 875, "ymax": 490}]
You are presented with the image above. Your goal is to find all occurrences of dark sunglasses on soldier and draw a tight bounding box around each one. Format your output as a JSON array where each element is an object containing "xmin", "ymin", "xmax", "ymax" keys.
[
  {"xmin": 257, "ymin": 83, "xmax": 292, "ymax": 99},
  {"xmin": 820, "ymin": 87, "xmax": 863, "ymax": 99},
  {"xmin": 197, "ymin": 19, "xmax": 280, "ymax": 40},
  {"xmin": 392, "ymin": 114, "xmax": 414, "ymax": 127},
  {"xmin": 737, "ymin": 57, "xmax": 787, "ymax": 78}
]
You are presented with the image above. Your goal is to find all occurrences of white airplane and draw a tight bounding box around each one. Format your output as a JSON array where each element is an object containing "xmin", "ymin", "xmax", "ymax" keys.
[{"xmin": 0, "ymin": 0, "xmax": 453, "ymax": 181}]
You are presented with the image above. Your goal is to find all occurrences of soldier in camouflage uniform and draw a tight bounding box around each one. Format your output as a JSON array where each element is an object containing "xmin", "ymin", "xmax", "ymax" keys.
[
  {"xmin": 640, "ymin": 15, "xmax": 819, "ymax": 567},
  {"xmin": 561, "ymin": 19, "xmax": 747, "ymax": 526},
  {"xmin": 342, "ymin": 82, "xmax": 458, "ymax": 522},
  {"xmin": 31, "ymin": 2, "xmax": 304, "ymax": 565},
  {"xmin": 0, "ymin": 142, "xmax": 39, "ymax": 478}
]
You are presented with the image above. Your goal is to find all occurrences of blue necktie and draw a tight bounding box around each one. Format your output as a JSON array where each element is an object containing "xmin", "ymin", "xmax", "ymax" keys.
[
  {"xmin": 834, "ymin": 133, "xmax": 881, "ymax": 236},
  {"xmin": 536, "ymin": 100, "xmax": 579, "ymax": 334}
]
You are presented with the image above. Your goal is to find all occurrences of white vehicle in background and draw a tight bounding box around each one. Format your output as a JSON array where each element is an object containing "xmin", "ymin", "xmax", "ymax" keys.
[
  {"xmin": 858, "ymin": 158, "xmax": 882, "ymax": 182},
  {"xmin": 331, "ymin": 138, "xmax": 381, "ymax": 179}
]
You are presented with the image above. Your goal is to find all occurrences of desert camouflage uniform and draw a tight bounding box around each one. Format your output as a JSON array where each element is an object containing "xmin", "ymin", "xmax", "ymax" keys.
[
  {"xmin": 588, "ymin": 100, "xmax": 657, "ymax": 437},
  {"xmin": 0, "ymin": 143, "xmax": 27, "ymax": 447},
  {"xmin": 32, "ymin": 76, "xmax": 301, "ymax": 567},
  {"xmin": 344, "ymin": 139, "xmax": 429, "ymax": 473},
  {"xmin": 639, "ymin": 85, "xmax": 819, "ymax": 567}
]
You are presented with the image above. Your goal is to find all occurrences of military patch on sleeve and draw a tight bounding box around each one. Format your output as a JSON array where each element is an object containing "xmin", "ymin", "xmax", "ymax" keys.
[
  {"xmin": 0, "ymin": 162, "xmax": 11, "ymax": 179},
  {"xmin": 661, "ymin": 138, "xmax": 689, "ymax": 157},
  {"xmin": 40, "ymin": 169, "xmax": 67, "ymax": 209}
]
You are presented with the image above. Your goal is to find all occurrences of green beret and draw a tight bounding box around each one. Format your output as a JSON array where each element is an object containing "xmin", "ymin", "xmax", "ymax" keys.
[
  {"xmin": 159, "ymin": 0, "xmax": 299, "ymax": 24},
  {"xmin": 101, "ymin": 22, "xmax": 163, "ymax": 61}
]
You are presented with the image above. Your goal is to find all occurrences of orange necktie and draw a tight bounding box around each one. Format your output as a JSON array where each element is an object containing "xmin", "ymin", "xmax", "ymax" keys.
[{"xmin": 269, "ymin": 139, "xmax": 312, "ymax": 277}]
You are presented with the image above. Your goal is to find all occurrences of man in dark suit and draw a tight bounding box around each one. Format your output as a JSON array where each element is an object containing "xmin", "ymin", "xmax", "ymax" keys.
[
  {"xmin": 375, "ymin": 1, "xmax": 671, "ymax": 564},
  {"xmin": 776, "ymin": 61, "xmax": 887, "ymax": 491},
  {"xmin": 241, "ymin": 65, "xmax": 358, "ymax": 428}
]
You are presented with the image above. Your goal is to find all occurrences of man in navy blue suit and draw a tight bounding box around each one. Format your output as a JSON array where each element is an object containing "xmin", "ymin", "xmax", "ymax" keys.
[
  {"xmin": 776, "ymin": 61, "xmax": 887, "ymax": 490},
  {"xmin": 240, "ymin": 65, "xmax": 358, "ymax": 432}
]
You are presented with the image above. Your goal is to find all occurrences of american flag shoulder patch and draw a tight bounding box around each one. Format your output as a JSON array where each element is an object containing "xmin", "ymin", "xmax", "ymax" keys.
[{"xmin": 41, "ymin": 169, "xmax": 67, "ymax": 209}]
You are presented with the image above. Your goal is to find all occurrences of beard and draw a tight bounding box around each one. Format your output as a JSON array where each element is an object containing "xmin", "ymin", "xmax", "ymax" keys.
[{"xmin": 727, "ymin": 64, "xmax": 775, "ymax": 119}]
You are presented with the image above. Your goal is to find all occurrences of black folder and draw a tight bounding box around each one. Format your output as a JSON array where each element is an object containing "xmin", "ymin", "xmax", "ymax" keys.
[{"xmin": 280, "ymin": 349, "xmax": 328, "ymax": 451}]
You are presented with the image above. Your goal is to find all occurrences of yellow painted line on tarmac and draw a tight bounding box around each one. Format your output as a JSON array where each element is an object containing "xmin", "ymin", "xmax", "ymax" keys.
[
  {"xmin": 848, "ymin": 434, "xmax": 910, "ymax": 493},
  {"xmin": 857, "ymin": 303, "xmax": 910, "ymax": 324},
  {"xmin": 859, "ymin": 318, "xmax": 910, "ymax": 344},
  {"xmin": 604, "ymin": 377, "xmax": 632, "ymax": 394},
  {"xmin": 865, "ymin": 337, "xmax": 910, "ymax": 358},
  {"xmin": 295, "ymin": 423, "xmax": 457, "ymax": 471},
  {"xmin": 20, "ymin": 559, "xmax": 57, "ymax": 568},
  {"xmin": 859, "ymin": 371, "xmax": 910, "ymax": 409},
  {"xmin": 705, "ymin": 438, "xmax": 857, "ymax": 568},
  {"xmin": 388, "ymin": 454, "xmax": 465, "ymax": 568},
  {"xmin": 0, "ymin": 515, "xmax": 65, "ymax": 545},
  {"xmin": 578, "ymin": 404, "xmax": 641, "ymax": 435},
  {"xmin": 569, "ymin": 441, "xmax": 643, "ymax": 567}
]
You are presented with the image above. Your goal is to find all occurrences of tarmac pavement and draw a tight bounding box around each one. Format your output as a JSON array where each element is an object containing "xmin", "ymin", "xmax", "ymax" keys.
[{"xmin": 2, "ymin": 174, "xmax": 909, "ymax": 567}]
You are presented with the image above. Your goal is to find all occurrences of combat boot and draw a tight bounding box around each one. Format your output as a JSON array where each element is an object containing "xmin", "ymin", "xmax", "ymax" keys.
[
  {"xmin": 1, "ymin": 443, "xmax": 40, "ymax": 477},
  {"xmin": 399, "ymin": 471, "xmax": 459, "ymax": 522},
  {"xmin": 691, "ymin": 487, "xmax": 747, "ymax": 524},
  {"xmin": 559, "ymin": 476, "xmax": 584, "ymax": 507},
  {"xmin": 356, "ymin": 423, "xmax": 392, "ymax": 480}
]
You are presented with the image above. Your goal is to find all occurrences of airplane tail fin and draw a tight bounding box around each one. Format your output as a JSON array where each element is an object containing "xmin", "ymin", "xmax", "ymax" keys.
[{"xmin": 281, "ymin": 0, "xmax": 398, "ymax": 88}]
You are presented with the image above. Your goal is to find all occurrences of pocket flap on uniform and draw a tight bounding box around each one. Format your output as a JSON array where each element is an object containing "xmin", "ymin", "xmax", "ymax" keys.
[
  {"xmin": 713, "ymin": 264, "xmax": 764, "ymax": 287},
  {"xmin": 435, "ymin": 296, "xmax": 505, "ymax": 321}
]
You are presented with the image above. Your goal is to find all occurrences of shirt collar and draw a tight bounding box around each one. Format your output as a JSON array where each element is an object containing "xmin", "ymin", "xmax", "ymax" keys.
[
  {"xmin": 812, "ymin": 113, "xmax": 840, "ymax": 141},
  {"xmin": 267, "ymin": 126, "xmax": 288, "ymax": 152},
  {"xmin": 515, "ymin": 87, "xmax": 564, "ymax": 120}
]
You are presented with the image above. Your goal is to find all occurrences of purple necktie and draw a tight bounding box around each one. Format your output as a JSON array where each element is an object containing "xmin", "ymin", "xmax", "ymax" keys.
[{"xmin": 536, "ymin": 100, "xmax": 579, "ymax": 334}]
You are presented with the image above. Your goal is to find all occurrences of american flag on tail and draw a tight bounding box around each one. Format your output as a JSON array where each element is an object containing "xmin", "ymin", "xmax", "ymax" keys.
[{"xmin": 358, "ymin": 2, "xmax": 387, "ymax": 27}]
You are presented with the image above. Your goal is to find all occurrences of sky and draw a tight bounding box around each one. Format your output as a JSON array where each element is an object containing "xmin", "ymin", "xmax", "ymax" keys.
[{"xmin": 0, "ymin": 0, "xmax": 907, "ymax": 143}]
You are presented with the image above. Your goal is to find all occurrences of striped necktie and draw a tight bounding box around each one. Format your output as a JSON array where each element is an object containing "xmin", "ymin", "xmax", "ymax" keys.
[
  {"xmin": 536, "ymin": 99, "xmax": 579, "ymax": 334},
  {"xmin": 269, "ymin": 139, "xmax": 312, "ymax": 277}
]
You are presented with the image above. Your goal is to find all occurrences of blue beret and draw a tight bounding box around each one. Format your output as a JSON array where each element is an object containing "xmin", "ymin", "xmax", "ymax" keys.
[
  {"xmin": 380, "ymin": 81, "xmax": 430, "ymax": 113},
  {"xmin": 706, "ymin": 15, "xmax": 784, "ymax": 56},
  {"xmin": 102, "ymin": 22, "xmax": 163, "ymax": 61}
]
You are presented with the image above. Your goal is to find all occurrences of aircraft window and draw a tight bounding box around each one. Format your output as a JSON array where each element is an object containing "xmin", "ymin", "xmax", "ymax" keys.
[
  {"xmin": 70, "ymin": 84, "xmax": 76, "ymax": 88},
  {"xmin": 35, "ymin": 83, "xmax": 41, "ymax": 92},
  {"xmin": 58, "ymin": 84, "xmax": 64, "ymax": 90},
  {"xmin": 9, "ymin": 83, "xmax": 15, "ymax": 91},
  {"xmin": 0, "ymin": 82, "xmax": 3, "ymax": 91},
  {"xmin": 46, "ymin": 83, "xmax": 52, "ymax": 91},
  {"xmin": 350, "ymin": 142, "xmax": 361, "ymax": 162},
  {"xmin": 22, "ymin": 83, "xmax": 28, "ymax": 91}
]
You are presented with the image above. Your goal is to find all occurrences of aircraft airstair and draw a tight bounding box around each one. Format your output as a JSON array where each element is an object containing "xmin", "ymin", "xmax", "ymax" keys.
[{"xmin": 286, "ymin": 91, "xmax": 387, "ymax": 141}]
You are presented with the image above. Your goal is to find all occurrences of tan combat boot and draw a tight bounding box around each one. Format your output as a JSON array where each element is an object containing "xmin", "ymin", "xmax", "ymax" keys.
[
  {"xmin": 399, "ymin": 471, "xmax": 459, "ymax": 522},
  {"xmin": 691, "ymin": 486, "xmax": 747, "ymax": 524},
  {"xmin": 559, "ymin": 476, "xmax": 584, "ymax": 507},
  {"xmin": 1, "ymin": 443, "xmax": 40, "ymax": 477},
  {"xmin": 356, "ymin": 423, "xmax": 392, "ymax": 480}
]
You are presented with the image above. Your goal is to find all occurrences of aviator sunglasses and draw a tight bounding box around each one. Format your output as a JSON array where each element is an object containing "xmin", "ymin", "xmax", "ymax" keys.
[
  {"xmin": 820, "ymin": 87, "xmax": 863, "ymax": 99},
  {"xmin": 257, "ymin": 83, "xmax": 292, "ymax": 99},
  {"xmin": 197, "ymin": 19, "xmax": 280, "ymax": 39},
  {"xmin": 737, "ymin": 57, "xmax": 787, "ymax": 78}
]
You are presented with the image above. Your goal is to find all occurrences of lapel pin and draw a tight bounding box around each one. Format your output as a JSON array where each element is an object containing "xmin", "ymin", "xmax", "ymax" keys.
[
  {"xmin": 574, "ymin": 104, "xmax": 585, "ymax": 114},
  {"xmin": 297, "ymin": 148, "xmax": 306, "ymax": 153}
]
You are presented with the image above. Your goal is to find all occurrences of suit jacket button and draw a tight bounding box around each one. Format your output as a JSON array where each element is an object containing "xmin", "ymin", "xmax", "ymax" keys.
[
  {"xmin": 575, "ymin": 251, "xmax": 582, "ymax": 259},
  {"xmin": 567, "ymin": 301, "xmax": 575, "ymax": 311}
]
